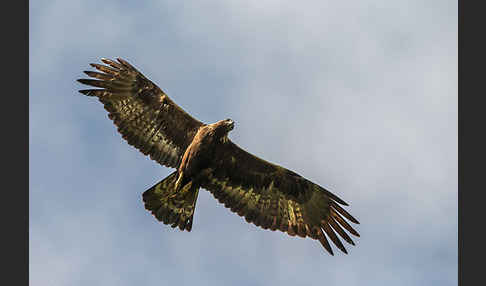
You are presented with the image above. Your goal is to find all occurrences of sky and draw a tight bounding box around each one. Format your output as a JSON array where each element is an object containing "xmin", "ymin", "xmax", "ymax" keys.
[{"xmin": 29, "ymin": 1, "xmax": 457, "ymax": 285}]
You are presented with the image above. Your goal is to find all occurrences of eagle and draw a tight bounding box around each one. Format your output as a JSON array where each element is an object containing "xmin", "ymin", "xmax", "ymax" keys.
[{"xmin": 77, "ymin": 58, "xmax": 360, "ymax": 255}]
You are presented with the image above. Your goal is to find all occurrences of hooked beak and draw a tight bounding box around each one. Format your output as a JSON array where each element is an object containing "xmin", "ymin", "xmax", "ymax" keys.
[{"xmin": 228, "ymin": 120, "xmax": 235, "ymax": 130}]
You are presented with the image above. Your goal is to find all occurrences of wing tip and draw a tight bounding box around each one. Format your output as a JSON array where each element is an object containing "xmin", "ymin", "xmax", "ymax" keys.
[
  {"xmin": 83, "ymin": 70, "xmax": 96, "ymax": 77},
  {"xmin": 78, "ymin": 89, "xmax": 90, "ymax": 95},
  {"xmin": 330, "ymin": 201, "xmax": 360, "ymax": 225},
  {"xmin": 348, "ymin": 216, "xmax": 360, "ymax": 225},
  {"xmin": 116, "ymin": 57, "xmax": 130, "ymax": 66},
  {"xmin": 316, "ymin": 185, "xmax": 349, "ymax": 206}
]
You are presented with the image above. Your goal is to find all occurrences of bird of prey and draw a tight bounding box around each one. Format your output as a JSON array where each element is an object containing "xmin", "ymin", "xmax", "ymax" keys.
[{"xmin": 77, "ymin": 58, "xmax": 360, "ymax": 255}]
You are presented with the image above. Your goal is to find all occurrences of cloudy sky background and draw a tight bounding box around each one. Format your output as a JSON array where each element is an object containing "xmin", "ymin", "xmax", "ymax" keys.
[{"xmin": 30, "ymin": 1, "xmax": 457, "ymax": 285}]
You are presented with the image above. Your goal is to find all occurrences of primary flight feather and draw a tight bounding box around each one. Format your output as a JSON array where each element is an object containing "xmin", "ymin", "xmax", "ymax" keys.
[{"xmin": 77, "ymin": 58, "xmax": 360, "ymax": 255}]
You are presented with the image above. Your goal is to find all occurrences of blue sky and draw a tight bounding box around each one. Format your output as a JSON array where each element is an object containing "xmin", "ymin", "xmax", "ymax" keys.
[{"xmin": 30, "ymin": 1, "xmax": 457, "ymax": 285}]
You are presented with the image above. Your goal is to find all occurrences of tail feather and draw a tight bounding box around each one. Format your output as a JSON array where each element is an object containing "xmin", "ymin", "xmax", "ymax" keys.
[{"xmin": 142, "ymin": 171, "xmax": 200, "ymax": 231}]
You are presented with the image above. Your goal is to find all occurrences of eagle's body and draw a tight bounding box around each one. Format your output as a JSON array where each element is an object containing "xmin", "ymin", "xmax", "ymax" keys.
[
  {"xmin": 178, "ymin": 119, "xmax": 233, "ymax": 183},
  {"xmin": 78, "ymin": 58, "xmax": 360, "ymax": 255},
  {"xmin": 173, "ymin": 120, "xmax": 234, "ymax": 196}
]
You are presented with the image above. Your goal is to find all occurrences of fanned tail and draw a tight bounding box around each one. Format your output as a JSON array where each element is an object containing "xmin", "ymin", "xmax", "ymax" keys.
[{"xmin": 142, "ymin": 171, "xmax": 200, "ymax": 231}]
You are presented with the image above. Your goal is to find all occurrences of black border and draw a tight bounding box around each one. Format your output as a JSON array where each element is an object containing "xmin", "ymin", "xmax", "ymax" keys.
[
  {"xmin": 5, "ymin": 0, "xmax": 28, "ymax": 284},
  {"xmin": 459, "ymin": 0, "xmax": 481, "ymax": 285}
]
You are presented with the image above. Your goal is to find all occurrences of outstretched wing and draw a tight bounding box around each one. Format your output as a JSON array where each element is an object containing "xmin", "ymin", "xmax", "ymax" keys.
[
  {"xmin": 77, "ymin": 58, "xmax": 204, "ymax": 168},
  {"xmin": 202, "ymin": 140, "xmax": 360, "ymax": 255}
]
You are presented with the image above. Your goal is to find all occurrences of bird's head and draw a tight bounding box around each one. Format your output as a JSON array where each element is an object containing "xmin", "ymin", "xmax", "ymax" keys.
[
  {"xmin": 212, "ymin": 118, "xmax": 235, "ymax": 142},
  {"xmin": 223, "ymin": 118, "xmax": 235, "ymax": 132}
]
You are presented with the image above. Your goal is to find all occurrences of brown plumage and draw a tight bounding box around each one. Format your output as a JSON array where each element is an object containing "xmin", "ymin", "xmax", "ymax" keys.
[{"xmin": 77, "ymin": 58, "xmax": 360, "ymax": 255}]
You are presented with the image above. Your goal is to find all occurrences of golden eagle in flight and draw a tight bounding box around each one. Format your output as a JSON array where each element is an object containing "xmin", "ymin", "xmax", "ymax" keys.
[{"xmin": 77, "ymin": 58, "xmax": 360, "ymax": 255}]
